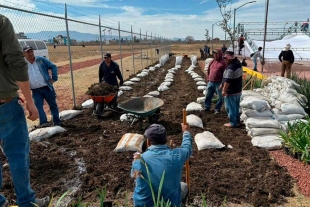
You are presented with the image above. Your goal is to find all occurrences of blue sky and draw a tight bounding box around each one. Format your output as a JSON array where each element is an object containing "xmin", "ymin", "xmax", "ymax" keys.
[{"xmin": 1, "ymin": 0, "xmax": 310, "ymax": 40}]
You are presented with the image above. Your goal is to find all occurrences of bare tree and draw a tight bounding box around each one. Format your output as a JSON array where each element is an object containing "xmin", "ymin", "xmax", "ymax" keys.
[
  {"xmin": 205, "ymin": 29, "xmax": 210, "ymax": 42},
  {"xmin": 215, "ymin": 0, "xmax": 235, "ymax": 46},
  {"xmin": 185, "ymin": 36, "xmax": 195, "ymax": 44}
]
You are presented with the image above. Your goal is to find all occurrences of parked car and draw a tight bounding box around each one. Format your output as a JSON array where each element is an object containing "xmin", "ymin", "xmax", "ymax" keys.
[{"xmin": 18, "ymin": 39, "xmax": 49, "ymax": 59}]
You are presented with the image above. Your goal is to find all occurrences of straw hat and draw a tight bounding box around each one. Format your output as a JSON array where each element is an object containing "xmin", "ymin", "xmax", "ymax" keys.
[{"xmin": 284, "ymin": 43, "xmax": 291, "ymax": 50}]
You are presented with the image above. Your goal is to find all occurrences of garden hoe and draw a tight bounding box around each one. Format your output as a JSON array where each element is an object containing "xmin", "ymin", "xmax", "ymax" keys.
[{"xmin": 183, "ymin": 109, "xmax": 190, "ymax": 203}]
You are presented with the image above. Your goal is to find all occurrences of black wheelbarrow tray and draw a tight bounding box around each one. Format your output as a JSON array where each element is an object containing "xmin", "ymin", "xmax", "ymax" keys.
[{"xmin": 117, "ymin": 97, "xmax": 164, "ymax": 127}]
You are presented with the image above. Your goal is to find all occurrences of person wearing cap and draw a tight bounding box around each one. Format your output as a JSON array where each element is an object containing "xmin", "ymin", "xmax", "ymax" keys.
[
  {"xmin": 0, "ymin": 14, "xmax": 50, "ymax": 207},
  {"xmin": 23, "ymin": 44, "xmax": 61, "ymax": 127},
  {"xmin": 204, "ymin": 48, "xmax": 226, "ymax": 114},
  {"xmin": 131, "ymin": 123, "xmax": 192, "ymax": 207},
  {"xmin": 278, "ymin": 43, "xmax": 294, "ymax": 78},
  {"xmin": 251, "ymin": 47, "xmax": 264, "ymax": 71},
  {"xmin": 221, "ymin": 51, "xmax": 243, "ymax": 128}
]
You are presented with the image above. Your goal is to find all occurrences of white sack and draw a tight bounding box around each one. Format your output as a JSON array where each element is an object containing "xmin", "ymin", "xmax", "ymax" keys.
[
  {"xmin": 59, "ymin": 110, "xmax": 82, "ymax": 121},
  {"xmin": 240, "ymin": 98, "xmax": 271, "ymax": 112},
  {"xmin": 194, "ymin": 78, "xmax": 204, "ymax": 81},
  {"xmin": 175, "ymin": 56, "xmax": 183, "ymax": 66},
  {"xmin": 165, "ymin": 78, "xmax": 174, "ymax": 82},
  {"xmin": 148, "ymin": 91, "xmax": 160, "ymax": 97},
  {"xmin": 119, "ymin": 86, "xmax": 133, "ymax": 91},
  {"xmin": 197, "ymin": 97, "xmax": 206, "ymax": 104},
  {"xmin": 196, "ymin": 81, "xmax": 207, "ymax": 86},
  {"xmin": 281, "ymin": 103, "xmax": 307, "ymax": 115},
  {"xmin": 187, "ymin": 114, "xmax": 203, "ymax": 128},
  {"xmin": 158, "ymin": 85, "xmax": 169, "ymax": 92},
  {"xmin": 81, "ymin": 99, "xmax": 93, "ymax": 109},
  {"xmin": 246, "ymin": 117, "xmax": 281, "ymax": 129},
  {"xmin": 195, "ymin": 131, "xmax": 225, "ymax": 150},
  {"xmin": 130, "ymin": 78, "xmax": 141, "ymax": 82},
  {"xmin": 123, "ymin": 81, "xmax": 135, "ymax": 86},
  {"xmin": 273, "ymin": 114, "xmax": 305, "ymax": 122},
  {"xmin": 248, "ymin": 128, "xmax": 281, "ymax": 137},
  {"xmin": 161, "ymin": 82, "xmax": 172, "ymax": 87},
  {"xmin": 198, "ymin": 86, "xmax": 207, "ymax": 91},
  {"xmin": 244, "ymin": 109, "xmax": 273, "ymax": 118},
  {"xmin": 186, "ymin": 102, "xmax": 203, "ymax": 112},
  {"xmin": 251, "ymin": 135, "xmax": 283, "ymax": 150},
  {"xmin": 118, "ymin": 90, "xmax": 124, "ymax": 97},
  {"xmin": 114, "ymin": 133, "xmax": 145, "ymax": 153},
  {"xmin": 120, "ymin": 113, "xmax": 138, "ymax": 123},
  {"xmin": 29, "ymin": 126, "xmax": 66, "ymax": 141}
]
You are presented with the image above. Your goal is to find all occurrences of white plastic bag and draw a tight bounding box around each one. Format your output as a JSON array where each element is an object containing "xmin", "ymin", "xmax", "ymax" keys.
[
  {"xmin": 187, "ymin": 114, "xmax": 203, "ymax": 128},
  {"xmin": 195, "ymin": 131, "xmax": 225, "ymax": 150},
  {"xmin": 81, "ymin": 99, "xmax": 93, "ymax": 109},
  {"xmin": 59, "ymin": 110, "xmax": 82, "ymax": 121},
  {"xmin": 29, "ymin": 126, "xmax": 66, "ymax": 141},
  {"xmin": 186, "ymin": 102, "xmax": 203, "ymax": 112}
]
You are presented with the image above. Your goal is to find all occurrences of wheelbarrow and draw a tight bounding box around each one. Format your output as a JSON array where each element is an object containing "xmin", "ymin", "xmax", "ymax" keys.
[
  {"xmin": 117, "ymin": 97, "xmax": 164, "ymax": 128},
  {"xmin": 90, "ymin": 94, "xmax": 118, "ymax": 118}
]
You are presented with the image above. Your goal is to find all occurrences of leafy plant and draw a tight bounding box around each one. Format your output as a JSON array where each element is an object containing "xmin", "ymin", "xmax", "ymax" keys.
[
  {"xmin": 279, "ymin": 118, "xmax": 310, "ymax": 163},
  {"xmin": 291, "ymin": 72, "xmax": 310, "ymax": 115}
]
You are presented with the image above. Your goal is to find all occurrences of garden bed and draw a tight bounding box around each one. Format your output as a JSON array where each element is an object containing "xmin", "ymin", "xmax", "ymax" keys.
[{"xmin": 0, "ymin": 57, "xmax": 297, "ymax": 206}]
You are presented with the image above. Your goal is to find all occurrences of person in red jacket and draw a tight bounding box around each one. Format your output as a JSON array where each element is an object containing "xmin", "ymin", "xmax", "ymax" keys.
[{"xmin": 204, "ymin": 49, "xmax": 227, "ymax": 114}]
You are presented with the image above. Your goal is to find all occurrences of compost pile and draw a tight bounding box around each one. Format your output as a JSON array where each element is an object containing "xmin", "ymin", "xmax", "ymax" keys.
[{"xmin": 85, "ymin": 83, "xmax": 118, "ymax": 96}]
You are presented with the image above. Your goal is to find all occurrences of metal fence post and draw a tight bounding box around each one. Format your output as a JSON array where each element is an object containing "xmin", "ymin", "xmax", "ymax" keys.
[
  {"xmin": 118, "ymin": 21, "xmax": 123, "ymax": 74},
  {"xmin": 65, "ymin": 3, "xmax": 76, "ymax": 108},
  {"xmin": 99, "ymin": 15, "xmax": 103, "ymax": 61},
  {"xmin": 146, "ymin": 31, "xmax": 148, "ymax": 66},
  {"xmin": 151, "ymin": 32, "xmax": 153, "ymax": 64},
  {"xmin": 140, "ymin": 28, "xmax": 143, "ymax": 69},
  {"xmin": 131, "ymin": 25, "xmax": 135, "ymax": 74}
]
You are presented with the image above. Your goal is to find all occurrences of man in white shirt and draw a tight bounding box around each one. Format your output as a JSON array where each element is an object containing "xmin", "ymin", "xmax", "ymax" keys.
[
  {"xmin": 23, "ymin": 45, "xmax": 61, "ymax": 127},
  {"xmin": 251, "ymin": 47, "xmax": 264, "ymax": 71}
]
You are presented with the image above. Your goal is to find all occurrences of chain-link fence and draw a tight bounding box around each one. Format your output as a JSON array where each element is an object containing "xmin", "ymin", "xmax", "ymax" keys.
[{"xmin": 0, "ymin": 2, "xmax": 171, "ymax": 115}]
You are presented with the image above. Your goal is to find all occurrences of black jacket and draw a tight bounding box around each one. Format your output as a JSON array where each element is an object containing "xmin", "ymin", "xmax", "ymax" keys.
[
  {"xmin": 278, "ymin": 50, "xmax": 294, "ymax": 64},
  {"xmin": 99, "ymin": 60, "xmax": 123, "ymax": 86}
]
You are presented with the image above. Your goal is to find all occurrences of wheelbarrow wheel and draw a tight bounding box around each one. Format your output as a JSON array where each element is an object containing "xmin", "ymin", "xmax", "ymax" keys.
[
  {"xmin": 148, "ymin": 108, "xmax": 160, "ymax": 124},
  {"xmin": 95, "ymin": 102, "xmax": 103, "ymax": 119}
]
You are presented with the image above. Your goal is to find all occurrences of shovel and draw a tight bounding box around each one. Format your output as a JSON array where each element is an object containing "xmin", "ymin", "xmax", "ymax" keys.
[{"xmin": 182, "ymin": 109, "xmax": 190, "ymax": 203}]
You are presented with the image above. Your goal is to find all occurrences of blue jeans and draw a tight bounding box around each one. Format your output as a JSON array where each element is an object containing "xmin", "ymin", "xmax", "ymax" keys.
[
  {"xmin": 0, "ymin": 98, "xmax": 36, "ymax": 207},
  {"xmin": 32, "ymin": 86, "xmax": 60, "ymax": 125},
  {"xmin": 224, "ymin": 94, "xmax": 241, "ymax": 127},
  {"xmin": 204, "ymin": 82, "xmax": 223, "ymax": 111},
  {"xmin": 252, "ymin": 58, "xmax": 257, "ymax": 71}
]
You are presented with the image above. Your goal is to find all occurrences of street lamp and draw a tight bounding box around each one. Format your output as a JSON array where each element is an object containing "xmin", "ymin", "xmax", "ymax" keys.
[
  {"xmin": 212, "ymin": 20, "xmax": 221, "ymax": 52},
  {"xmin": 233, "ymin": 1, "xmax": 256, "ymax": 53}
]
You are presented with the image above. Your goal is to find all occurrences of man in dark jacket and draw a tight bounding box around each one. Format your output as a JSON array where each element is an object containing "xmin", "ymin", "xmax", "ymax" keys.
[
  {"xmin": 204, "ymin": 49, "xmax": 226, "ymax": 114},
  {"xmin": 278, "ymin": 43, "xmax": 294, "ymax": 79},
  {"xmin": 98, "ymin": 53, "xmax": 123, "ymax": 106},
  {"xmin": 221, "ymin": 51, "xmax": 243, "ymax": 128}
]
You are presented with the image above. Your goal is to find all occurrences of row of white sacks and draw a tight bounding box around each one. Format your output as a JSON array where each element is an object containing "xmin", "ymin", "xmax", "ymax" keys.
[{"xmin": 241, "ymin": 76, "xmax": 308, "ymax": 150}]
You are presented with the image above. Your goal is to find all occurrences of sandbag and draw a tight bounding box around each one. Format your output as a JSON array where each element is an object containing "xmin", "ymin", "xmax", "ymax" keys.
[
  {"xmin": 158, "ymin": 85, "xmax": 169, "ymax": 92},
  {"xmin": 244, "ymin": 109, "xmax": 272, "ymax": 118},
  {"xmin": 194, "ymin": 78, "xmax": 204, "ymax": 81},
  {"xmin": 280, "ymin": 103, "xmax": 307, "ymax": 115},
  {"xmin": 251, "ymin": 135, "xmax": 283, "ymax": 150},
  {"xmin": 59, "ymin": 110, "xmax": 82, "ymax": 121},
  {"xmin": 198, "ymin": 86, "xmax": 207, "ymax": 91},
  {"xmin": 248, "ymin": 128, "xmax": 281, "ymax": 137},
  {"xmin": 148, "ymin": 91, "xmax": 160, "ymax": 97},
  {"xmin": 81, "ymin": 99, "xmax": 93, "ymax": 109},
  {"xmin": 118, "ymin": 90, "xmax": 124, "ymax": 97},
  {"xmin": 120, "ymin": 113, "xmax": 138, "ymax": 123},
  {"xmin": 240, "ymin": 97, "xmax": 270, "ymax": 112},
  {"xmin": 246, "ymin": 117, "xmax": 281, "ymax": 129},
  {"xmin": 196, "ymin": 97, "xmax": 206, "ymax": 104},
  {"xmin": 186, "ymin": 102, "xmax": 203, "ymax": 112},
  {"xmin": 272, "ymin": 114, "xmax": 304, "ymax": 122},
  {"xmin": 114, "ymin": 133, "xmax": 146, "ymax": 153},
  {"xmin": 175, "ymin": 56, "xmax": 183, "ymax": 66},
  {"xmin": 123, "ymin": 81, "xmax": 135, "ymax": 86},
  {"xmin": 196, "ymin": 81, "xmax": 207, "ymax": 86},
  {"xmin": 165, "ymin": 78, "xmax": 174, "ymax": 82},
  {"xmin": 137, "ymin": 73, "xmax": 147, "ymax": 77},
  {"xmin": 161, "ymin": 81, "xmax": 172, "ymax": 87},
  {"xmin": 195, "ymin": 131, "xmax": 225, "ymax": 150},
  {"xmin": 29, "ymin": 126, "xmax": 66, "ymax": 141},
  {"xmin": 130, "ymin": 78, "xmax": 141, "ymax": 82},
  {"xmin": 187, "ymin": 114, "xmax": 203, "ymax": 128},
  {"xmin": 119, "ymin": 86, "xmax": 133, "ymax": 91}
]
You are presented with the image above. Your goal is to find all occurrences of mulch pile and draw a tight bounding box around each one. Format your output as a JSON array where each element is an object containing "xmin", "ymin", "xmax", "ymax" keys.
[{"xmin": 85, "ymin": 82, "xmax": 118, "ymax": 96}]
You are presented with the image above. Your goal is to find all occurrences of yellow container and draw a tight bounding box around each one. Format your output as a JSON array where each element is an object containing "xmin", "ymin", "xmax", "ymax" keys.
[{"xmin": 242, "ymin": 66, "xmax": 267, "ymax": 80}]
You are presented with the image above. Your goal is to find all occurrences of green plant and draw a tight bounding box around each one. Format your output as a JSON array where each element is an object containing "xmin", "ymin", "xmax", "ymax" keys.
[
  {"xmin": 291, "ymin": 72, "xmax": 310, "ymax": 115},
  {"xmin": 243, "ymin": 75, "xmax": 263, "ymax": 90},
  {"xmin": 96, "ymin": 187, "xmax": 107, "ymax": 207},
  {"xmin": 279, "ymin": 118, "xmax": 310, "ymax": 163}
]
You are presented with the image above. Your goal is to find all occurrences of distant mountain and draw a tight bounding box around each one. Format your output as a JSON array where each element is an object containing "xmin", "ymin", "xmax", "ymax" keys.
[
  {"xmin": 25, "ymin": 31, "xmax": 184, "ymax": 42},
  {"xmin": 26, "ymin": 30, "xmax": 131, "ymax": 42}
]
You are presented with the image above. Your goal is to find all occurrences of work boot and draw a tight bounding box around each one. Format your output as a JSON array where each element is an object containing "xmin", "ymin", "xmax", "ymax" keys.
[{"xmin": 35, "ymin": 196, "xmax": 50, "ymax": 207}]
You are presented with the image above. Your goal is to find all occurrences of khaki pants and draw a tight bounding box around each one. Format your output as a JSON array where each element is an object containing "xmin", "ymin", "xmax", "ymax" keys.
[{"xmin": 281, "ymin": 60, "xmax": 292, "ymax": 79}]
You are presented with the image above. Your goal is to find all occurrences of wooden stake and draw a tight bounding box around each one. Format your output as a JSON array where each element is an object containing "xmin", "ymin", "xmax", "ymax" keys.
[{"xmin": 182, "ymin": 109, "xmax": 190, "ymax": 201}]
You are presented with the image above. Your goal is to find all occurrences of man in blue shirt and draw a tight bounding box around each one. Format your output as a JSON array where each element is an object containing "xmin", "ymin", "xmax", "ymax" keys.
[{"xmin": 131, "ymin": 123, "xmax": 192, "ymax": 207}]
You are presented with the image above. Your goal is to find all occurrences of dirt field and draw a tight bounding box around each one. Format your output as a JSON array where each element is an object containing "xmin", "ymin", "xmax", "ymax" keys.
[{"xmin": 3, "ymin": 56, "xmax": 308, "ymax": 207}]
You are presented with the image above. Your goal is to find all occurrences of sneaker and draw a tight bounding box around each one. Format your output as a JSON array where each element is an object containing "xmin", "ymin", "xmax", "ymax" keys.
[
  {"xmin": 40, "ymin": 123, "xmax": 50, "ymax": 128},
  {"xmin": 35, "ymin": 196, "xmax": 50, "ymax": 207},
  {"xmin": 214, "ymin": 110, "xmax": 220, "ymax": 114}
]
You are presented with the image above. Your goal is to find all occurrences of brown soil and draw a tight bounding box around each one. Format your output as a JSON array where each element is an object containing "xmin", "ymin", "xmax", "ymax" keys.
[
  {"xmin": 1, "ymin": 57, "xmax": 296, "ymax": 207},
  {"xmin": 85, "ymin": 83, "xmax": 118, "ymax": 96}
]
